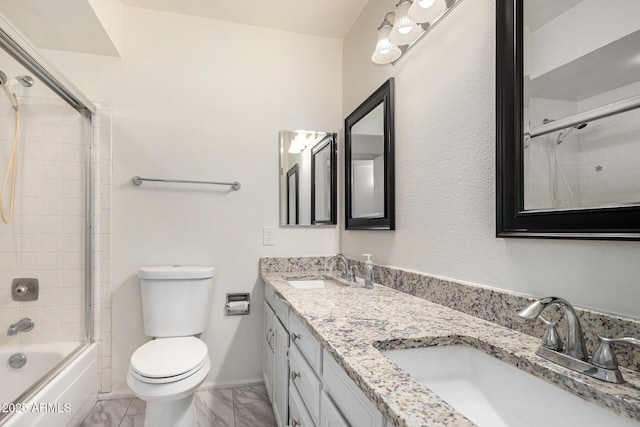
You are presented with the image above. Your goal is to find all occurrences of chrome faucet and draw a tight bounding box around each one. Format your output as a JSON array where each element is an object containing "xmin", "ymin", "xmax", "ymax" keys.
[
  {"xmin": 519, "ymin": 296, "xmax": 587, "ymax": 360},
  {"xmin": 7, "ymin": 317, "xmax": 34, "ymax": 336},
  {"xmin": 330, "ymin": 253, "xmax": 356, "ymax": 282},
  {"xmin": 519, "ymin": 296, "xmax": 639, "ymax": 383}
]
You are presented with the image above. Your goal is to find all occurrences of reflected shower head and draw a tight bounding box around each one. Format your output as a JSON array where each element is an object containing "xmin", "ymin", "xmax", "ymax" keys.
[
  {"xmin": 557, "ymin": 122, "xmax": 588, "ymax": 145},
  {"xmin": 15, "ymin": 76, "xmax": 34, "ymax": 88},
  {"xmin": 0, "ymin": 71, "xmax": 33, "ymax": 111}
]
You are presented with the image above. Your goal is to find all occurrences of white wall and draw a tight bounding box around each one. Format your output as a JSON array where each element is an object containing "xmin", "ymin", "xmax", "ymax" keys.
[
  {"xmin": 43, "ymin": 6, "xmax": 341, "ymax": 394},
  {"xmin": 341, "ymin": 0, "xmax": 640, "ymax": 318}
]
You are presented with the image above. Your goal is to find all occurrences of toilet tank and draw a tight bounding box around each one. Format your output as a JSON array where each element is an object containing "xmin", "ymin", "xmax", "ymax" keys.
[{"xmin": 138, "ymin": 266, "xmax": 216, "ymax": 338}]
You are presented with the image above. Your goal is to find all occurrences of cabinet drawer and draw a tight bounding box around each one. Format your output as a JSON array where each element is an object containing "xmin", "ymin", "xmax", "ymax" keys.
[
  {"xmin": 289, "ymin": 384, "xmax": 315, "ymax": 427},
  {"xmin": 322, "ymin": 353, "xmax": 385, "ymax": 427},
  {"xmin": 320, "ymin": 391, "xmax": 349, "ymax": 427},
  {"xmin": 274, "ymin": 294, "xmax": 290, "ymax": 328},
  {"xmin": 290, "ymin": 345, "xmax": 321, "ymax": 425},
  {"xmin": 290, "ymin": 313, "xmax": 322, "ymax": 374}
]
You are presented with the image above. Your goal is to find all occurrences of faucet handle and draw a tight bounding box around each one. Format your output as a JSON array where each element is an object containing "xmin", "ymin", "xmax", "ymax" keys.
[
  {"xmin": 347, "ymin": 265, "xmax": 357, "ymax": 281},
  {"xmin": 591, "ymin": 336, "xmax": 640, "ymax": 370},
  {"xmin": 538, "ymin": 316, "xmax": 563, "ymax": 351}
]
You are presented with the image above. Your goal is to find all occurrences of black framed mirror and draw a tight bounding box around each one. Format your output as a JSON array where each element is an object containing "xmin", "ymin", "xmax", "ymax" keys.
[
  {"xmin": 345, "ymin": 78, "xmax": 395, "ymax": 230},
  {"xmin": 496, "ymin": 0, "xmax": 640, "ymax": 239},
  {"xmin": 286, "ymin": 164, "xmax": 299, "ymax": 225},
  {"xmin": 311, "ymin": 135, "xmax": 337, "ymax": 224}
]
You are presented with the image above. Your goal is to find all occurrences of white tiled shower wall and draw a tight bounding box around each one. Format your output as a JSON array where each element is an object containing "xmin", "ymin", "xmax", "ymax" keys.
[
  {"xmin": 0, "ymin": 97, "xmax": 112, "ymax": 392},
  {"xmin": 524, "ymin": 82, "xmax": 640, "ymax": 208}
]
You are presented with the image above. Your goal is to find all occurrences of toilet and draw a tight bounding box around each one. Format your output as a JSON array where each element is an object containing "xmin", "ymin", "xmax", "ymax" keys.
[{"xmin": 126, "ymin": 265, "xmax": 216, "ymax": 427}]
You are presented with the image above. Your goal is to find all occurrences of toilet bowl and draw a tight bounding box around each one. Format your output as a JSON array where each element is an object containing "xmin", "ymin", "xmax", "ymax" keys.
[
  {"xmin": 128, "ymin": 266, "xmax": 216, "ymax": 427},
  {"xmin": 126, "ymin": 338, "xmax": 211, "ymax": 427}
]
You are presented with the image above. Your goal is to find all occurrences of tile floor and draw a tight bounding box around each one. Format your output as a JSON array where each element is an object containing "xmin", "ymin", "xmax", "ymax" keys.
[{"xmin": 80, "ymin": 385, "xmax": 277, "ymax": 427}]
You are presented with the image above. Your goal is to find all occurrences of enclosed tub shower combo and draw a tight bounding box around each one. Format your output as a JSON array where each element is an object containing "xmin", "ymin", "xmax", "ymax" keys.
[{"xmin": 0, "ymin": 12, "xmax": 104, "ymax": 427}]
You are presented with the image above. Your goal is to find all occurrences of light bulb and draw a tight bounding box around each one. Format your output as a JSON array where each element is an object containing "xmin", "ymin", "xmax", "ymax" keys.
[
  {"xmin": 408, "ymin": 0, "xmax": 447, "ymax": 24},
  {"xmin": 390, "ymin": 0, "xmax": 422, "ymax": 45},
  {"xmin": 419, "ymin": 0, "xmax": 436, "ymax": 7},
  {"xmin": 371, "ymin": 22, "xmax": 401, "ymax": 64}
]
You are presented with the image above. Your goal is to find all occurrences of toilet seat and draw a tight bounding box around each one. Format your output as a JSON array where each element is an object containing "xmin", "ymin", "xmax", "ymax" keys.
[{"xmin": 130, "ymin": 337, "xmax": 208, "ymax": 384}]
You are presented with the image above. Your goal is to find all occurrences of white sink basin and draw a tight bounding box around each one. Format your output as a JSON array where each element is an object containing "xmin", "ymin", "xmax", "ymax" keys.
[
  {"xmin": 383, "ymin": 345, "xmax": 639, "ymax": 427},
  {"xmin": 287, "ymin": 279, "xmax": 327, "ymax": 289}
]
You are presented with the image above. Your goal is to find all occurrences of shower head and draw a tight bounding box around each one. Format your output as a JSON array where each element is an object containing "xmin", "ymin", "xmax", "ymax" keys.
[
  {"xmin": 15, "ymin": 76, "xmax": 34, "ymax": 88},
  {"xmin": 557, "ymin": 122, "xmax": 588, "ymax": 145},
  {"xmin": 0, "ymin": 71, "xmax": 31, "ymax": 111}
]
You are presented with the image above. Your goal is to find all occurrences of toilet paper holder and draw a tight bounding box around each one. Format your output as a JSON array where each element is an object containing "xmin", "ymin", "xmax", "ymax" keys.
[{"xmin": 225, "ymin": 293, "xmax": 250, "ymax": 316}]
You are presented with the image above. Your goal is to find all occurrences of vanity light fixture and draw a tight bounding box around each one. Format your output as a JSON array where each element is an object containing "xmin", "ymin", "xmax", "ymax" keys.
[
  {"xmin": 288, "ymin": 130, "xmax": 325, "ymax": 154},
  {"xmin": 408, "ymin": 0, "xmax": 447, "ymax": 23},
  {"xmin": 371, "ymin": 0, "xmax": 464, "ymax": 65},
  {"xmin": 371, "ymin": 13, "xmax": 402, "ymax": 64},
  {"xmin": 389, "ymin": 0, "xmax": 422, "ymax": 46}
]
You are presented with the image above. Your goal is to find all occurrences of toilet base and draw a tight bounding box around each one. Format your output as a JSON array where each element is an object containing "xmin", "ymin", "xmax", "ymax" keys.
[
  {"xmin": 127, "ymin": 357, "xmax": 211, "ymax": 427},
  {"xmin": 144, "ymin": 394, "xmax": 196, "ymax": 427}
]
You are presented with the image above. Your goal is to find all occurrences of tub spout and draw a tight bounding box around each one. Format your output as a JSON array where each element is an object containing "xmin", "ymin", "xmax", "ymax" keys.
[{"xmin": 7, "ymin": 317, "xmax": 34, "ymax": 336}]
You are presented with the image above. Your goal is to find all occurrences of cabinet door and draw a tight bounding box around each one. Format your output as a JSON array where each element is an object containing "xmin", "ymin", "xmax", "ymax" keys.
[
  {"xmin": 320, "ymin": 391, "xmax": 349, "ymax": 427},
  {"xmin": 273, "ymin": 317, "xmax": 289, "ymax": 427},
  {"xmin": 263, "ymin": 302, "xmax": 275, "ymax": 401},
  {"xmin": 322, "ymin": 353, "xmax": 385, "ymax": 427}
]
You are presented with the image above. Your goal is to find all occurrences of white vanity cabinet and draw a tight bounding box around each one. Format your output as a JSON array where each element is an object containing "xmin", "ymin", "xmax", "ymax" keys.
[
  {"xmin": 263, "ymin": 301, "xmax": 275, "ymax": 400},
  {"xmin": 264, "ymin": 285, "xmax": 386, "ymax": 427},
  {"xmin": 263, "ymin": 285, "xmax": 290, "ymax": 427},
  {"xmin": 288, "ymin": 313, "xmax": 323, "ymax": 426},
  {"xmin": 322, "ymin": 353, "xmax": 385, "ymax": 427},
  {"xmin": 320, "ymin": 391, "xmax": 349, "ymax": 427},
  {"xmin": 288, "ymin": 311, "xmax": 386, "ymax": 427}
]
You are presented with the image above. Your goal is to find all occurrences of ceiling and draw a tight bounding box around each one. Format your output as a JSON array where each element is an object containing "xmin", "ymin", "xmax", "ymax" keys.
[
  {"xmin": 530, "ymin": 29, "xmax": 640, "ymax": 102},
  {"xmin": 121, "ymin": 0, "xmax": 369, "ymax": 39},
  {"xmin": 524, "ymin": 0, "xmax": 583, "ymax": 31},
  {"xmin": 0, "ymin": 0, "xmax": 368, "ymax": 58}
]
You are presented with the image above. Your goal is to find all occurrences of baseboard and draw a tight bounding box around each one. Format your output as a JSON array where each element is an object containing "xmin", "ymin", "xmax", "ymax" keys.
[
  {"xmin": 98, "ymin": 378, "xmax": 264, "ymax": 401},
  {"xmin": 200, "ymin": 377, "xmax": 264, "ymax": 390},
  {"xmin": 97, "ymin": 389, "xmax": 135, "ymax": 401}
]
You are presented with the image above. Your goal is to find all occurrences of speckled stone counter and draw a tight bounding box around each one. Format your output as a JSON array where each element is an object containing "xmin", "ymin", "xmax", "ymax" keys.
[{"xmin": 261, "ymin": 266, "xmax": 640, "ymax": 426}]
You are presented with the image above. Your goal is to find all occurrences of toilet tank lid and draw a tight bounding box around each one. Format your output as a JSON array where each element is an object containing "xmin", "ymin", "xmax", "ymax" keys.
[{"xmin": 138, "ymin": 266, "xmax": 216, "ymax": 280}]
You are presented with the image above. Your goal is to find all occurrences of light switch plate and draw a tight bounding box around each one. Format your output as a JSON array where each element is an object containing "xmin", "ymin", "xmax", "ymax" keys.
[{"xmin": 263, "ymin": 227, "xmax": 275, "ymax": 246}]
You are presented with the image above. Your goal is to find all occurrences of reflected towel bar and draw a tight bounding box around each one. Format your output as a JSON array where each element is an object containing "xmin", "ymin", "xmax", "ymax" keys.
[{"xmin": 132, "ymin": 176, "xmax": 241, "ymax": 191}]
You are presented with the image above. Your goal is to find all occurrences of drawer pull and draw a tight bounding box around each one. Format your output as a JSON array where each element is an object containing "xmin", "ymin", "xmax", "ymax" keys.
[
  {"xmin": 292, "ymin": 333, "xmax": 301, "ymax": 342},
  {"xmin": 291, "ymin": 371, "xmax": 300, "ymax": 381},
  {"xmin": 291, "ymin": 419, "xmax": 300, "ymax": 427}
]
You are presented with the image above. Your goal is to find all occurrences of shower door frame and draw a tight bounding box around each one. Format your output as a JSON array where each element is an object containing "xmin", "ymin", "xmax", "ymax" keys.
[{"xmin": 0, "ymin": 11, "xmax": 96, "ymax": 422}]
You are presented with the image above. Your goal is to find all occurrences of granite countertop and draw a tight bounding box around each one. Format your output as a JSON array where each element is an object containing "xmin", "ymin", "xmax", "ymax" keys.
[{"xmin": 261, "ymin": 271, "xmax": 640, "ymax": 427}]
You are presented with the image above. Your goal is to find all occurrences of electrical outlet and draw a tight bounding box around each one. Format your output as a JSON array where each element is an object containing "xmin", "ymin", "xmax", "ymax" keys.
[{"xmin": 263, "ymin": 227, "xmax": 275, "ymax": 246}]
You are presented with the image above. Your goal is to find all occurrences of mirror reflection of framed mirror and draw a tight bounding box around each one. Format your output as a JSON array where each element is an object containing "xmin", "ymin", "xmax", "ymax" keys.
[
  {"xmin": 345, "ymin": 78, "xmax": 395, "ymax": 230},
  {"xmin": 311, "ymin": 136, "xmax": 337, "ymax": 224},
  {"xmin": 286, "ymin": 164, "xmax": 299, "ymax": 225},
  {"xmin": 496, "ymin": 0, "xmax": 640, "ymax": 239},
  {"xmin": 279, "ymin": 130, "xmax": 337, "ymax": 227}
]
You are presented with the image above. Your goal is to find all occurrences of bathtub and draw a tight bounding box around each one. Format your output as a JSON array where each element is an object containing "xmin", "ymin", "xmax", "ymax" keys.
[{"xmin": 1, "ymin": 341, "xmax": 99, "ymax": 427}]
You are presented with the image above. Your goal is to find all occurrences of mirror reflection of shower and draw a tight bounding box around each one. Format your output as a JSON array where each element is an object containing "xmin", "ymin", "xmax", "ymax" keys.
[
  {"xmin": 0, "ymin": 70, "xmax": 34, "ymax": 223},
  {"xmin": 551, "ymin": 120, "xmax": 588, "ymax": 208},
  {"xmin": 525, "ymin": 119, "xmax": 588, "ymax": 209}
]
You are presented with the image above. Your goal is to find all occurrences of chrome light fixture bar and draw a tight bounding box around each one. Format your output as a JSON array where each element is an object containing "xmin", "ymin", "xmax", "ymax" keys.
[{"xmin": 371, "ymin": 0, "xmax": 465, "ymax": 65}]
